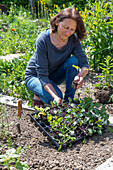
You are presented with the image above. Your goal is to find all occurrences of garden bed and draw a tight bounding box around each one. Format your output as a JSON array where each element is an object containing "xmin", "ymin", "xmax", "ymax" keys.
[
  {"xmin": 0, "ymin": 106, "xmax": 113, "ymax": 170},
  {"xmin": 29, "ymin": 110, "xmax": 106, "ymax": 150},
  {"xmin": 0, "ymin": 72, "xmax": 113, "ymax": 170},
  {"xmin": 29, "ymin": 96, "xmax": 109, "ymax": 151}
]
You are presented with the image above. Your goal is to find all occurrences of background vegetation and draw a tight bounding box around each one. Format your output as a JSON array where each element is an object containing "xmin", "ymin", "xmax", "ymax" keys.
[
  {"xmin": 0, "ymin": 0, "xmax": 113, "ymax": 105},
  {"xmin": 1, "ymin": 0, "xmax": 95, "ymax": 11}
]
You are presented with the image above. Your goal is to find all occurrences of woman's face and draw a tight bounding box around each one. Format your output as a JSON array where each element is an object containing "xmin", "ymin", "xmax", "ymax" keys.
[{"xmin": 56, "ymin": 18, "xmax": 77, "ymax": 39}]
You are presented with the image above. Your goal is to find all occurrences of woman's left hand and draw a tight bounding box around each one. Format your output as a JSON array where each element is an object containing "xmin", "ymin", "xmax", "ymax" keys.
[
  {"xmin": 76, "ymin": 76, "xmax": 84, "ymax": 89},
  {"xmin": 73, "ymin": 67, "xmax": 88, "ymax": 89},
  {"xmin": 73, "ymin": 75, "xmax": 84, "ymax": 89}
]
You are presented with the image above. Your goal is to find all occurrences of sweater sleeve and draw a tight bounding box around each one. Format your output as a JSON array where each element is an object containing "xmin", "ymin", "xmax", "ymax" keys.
[
  {"xmin": 72, "ymin": 39, "xmax": 89, "ymax": 69},
  {"xmin": 35, "ymin": 36, "xmax": 50, "ymax": 86}
]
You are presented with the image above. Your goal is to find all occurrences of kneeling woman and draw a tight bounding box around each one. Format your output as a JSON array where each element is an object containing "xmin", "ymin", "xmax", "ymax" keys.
[{"xmin": 25, "ymin": 7, "xmax": 89, "ymax": 107}]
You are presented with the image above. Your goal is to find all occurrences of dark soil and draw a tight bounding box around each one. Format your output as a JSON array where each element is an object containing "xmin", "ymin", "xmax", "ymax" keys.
[
  {"xmin": 0, "ymin": 71, "xmax": 113, "ymax": 170},
  {"xmin": 0, "ymin": 106, "xmax": 113, "ymax": 170},
  {"xmin": 94, "ymin": 86, "xmax": 113, "ymax": 104}
]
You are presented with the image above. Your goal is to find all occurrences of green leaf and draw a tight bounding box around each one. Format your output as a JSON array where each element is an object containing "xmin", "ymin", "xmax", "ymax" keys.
[
  {"xmin": 107, "ymin": 127, "xmax": 113, "ymax": 133},
  {"xmin": 34, "ymin": 114, "xmax": 37, "ymax": 119},
  {"xmin": 88, "ymin": 128, "xmax": 93, "ymax": 136},
  {"xmin": 79, "ymin": 121, "xmax": 82, "ymax": 126},
  {"xmin": 94, "ymin": 103, "xmax": 101, "ymax": 107},
  {"xmin": 70, "ymin": 131, "xmax": 75, "ymax": 135},
  {"xmin": 104, "ymin": 114, "xmax": 109, "ymax": 121},
  {"xmin": 58, "ymin": 133, "xmax": 64, "ymax": 137},
  {"xmin": 107, "ymin": 120, "xmax": 110, "ymax": 126},
  {"xmin": 57, "ymin": 117, "xmax": 63, "ymax": 122},
  {"xmin": 16, "ymin": 161, "xmax": 29, "ymax": 170},
  {"xmin": 58, "ymin": 145, "xmax": 62, "ymax": 151},
  {"xmin": 82, "ymin": 139, "xmax": 86, "ymax": 143},
  {"xmin": 97, "ymin": 130, "xmax": 102, "ymax": 135},
  {"xmin": 93, "ymin": 127, "xmax": 96, "ymax": 133},
  {"xmin": 47, "ymin": 114, "xmax": 52, "ymax": 122},
  {"xmin": 98, "ymin": 124, "xmax": 102, "ymax": 128},
  {"xmin": 35, "ymin": 106, "xmax": 41, "ymax": 111}
]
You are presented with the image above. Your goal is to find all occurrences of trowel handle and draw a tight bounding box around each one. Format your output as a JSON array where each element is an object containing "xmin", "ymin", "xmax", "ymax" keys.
[{"xmin": 17, "ymin": 99, "xmax": 22, "ymax": 118}]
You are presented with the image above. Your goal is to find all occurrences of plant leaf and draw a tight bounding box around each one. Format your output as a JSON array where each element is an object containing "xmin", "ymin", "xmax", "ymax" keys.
[
  {"xmin": 88, "ymin": 128, "xmax": 93, "ymax": 136},
  {"xmin": 107, "ymin": 127, "xmax": 113, "ymax": 133},
  {"xmin": 16, "ymin": 161, "xmax": 29, "ymax": 170}
]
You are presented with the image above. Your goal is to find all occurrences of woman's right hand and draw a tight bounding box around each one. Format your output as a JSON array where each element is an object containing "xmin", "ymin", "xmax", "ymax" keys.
[
  {"xmin": 53, "ymin": 96, "xmax": 62, "ymax": 105},
  {"xmin": 44, "ymin": 83, "xmax": 62, "ymax": 105}
]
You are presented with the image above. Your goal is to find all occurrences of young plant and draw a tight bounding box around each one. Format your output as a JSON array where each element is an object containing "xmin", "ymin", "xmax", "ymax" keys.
[
  {"xmin": 94, "ymin": 55, "xmax": 113, "ymax": 89},
  {"xmin": 35, "ymin": 97, "xmax": 112, "ymax": 150},
  {"xmin": 0, "ymin": 104, "xmax": 10, "ymax": 139},
  {"xmin": 0, "ymin": 148, "xmax": 29, "ymax": 170}
]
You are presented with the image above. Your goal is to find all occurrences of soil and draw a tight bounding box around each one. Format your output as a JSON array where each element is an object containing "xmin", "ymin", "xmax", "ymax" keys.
[
  {"xmin": 94, "ymin": 86, "xmax": 113, "ymax": 104},
  {"xmin": 0, "ymin": 71, "xmax": 113, "ymax": 170},
  {"xmin": 0, "ymin": 106, "xmax": 113, "ymax": 170}
]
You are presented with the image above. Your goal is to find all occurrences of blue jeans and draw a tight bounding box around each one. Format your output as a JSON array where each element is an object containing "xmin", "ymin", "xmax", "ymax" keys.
[{"xmin": 27, "ymin": 56, "xmax": 78, "ymax": 104}]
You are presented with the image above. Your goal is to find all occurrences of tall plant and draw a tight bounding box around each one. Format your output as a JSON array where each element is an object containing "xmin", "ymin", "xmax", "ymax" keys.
[
  {"xmin": 82, "ymin": 0, "xmax": 113, "ymax": 71},
  {"xmin": 94, "ymin": 55, "xmax": 113, "ymax": 88}
]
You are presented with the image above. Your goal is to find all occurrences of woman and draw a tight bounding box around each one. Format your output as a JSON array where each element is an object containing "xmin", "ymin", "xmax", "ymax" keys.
[{"xmin": 25, "ymin": 7, "xmax": 89, "ymax": 107}]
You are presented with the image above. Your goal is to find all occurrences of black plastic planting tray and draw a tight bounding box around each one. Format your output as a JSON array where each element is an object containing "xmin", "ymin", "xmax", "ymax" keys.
[{"xmin": 29, "ymin": 111, "xmax": 106, "ymax": 149}]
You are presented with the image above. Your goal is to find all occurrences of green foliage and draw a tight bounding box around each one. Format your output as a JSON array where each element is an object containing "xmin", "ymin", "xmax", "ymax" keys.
[
  {"xmin": 94, "ymin": 55, "xmax": 113, "ymax": 88},
  {"xmin": 0, "ymin": 104, "xmax": 11, "ymax": 139},
  {"xmin": 1, "ymin": 0, "xmax": 95, "ymax": 12},
  {"xmin": 0, "ymin": 52, "xmax": 35, "ymax": 105},
  {"xmin": 35, "ymin": 97, "xmax": 112, "ymax": 150},
  {"xmin": 0, "ymin": 148, "xmax": 29, "ymax": 170},
  {"xmin": 0, "ymin": 4, "xmax": 42, "ymax": 55},
  {"xmin": 0, "ymin": 1, "xmax": 113, "ymax": 104},
  {"xmin": 1, "ymin": 0, "xmax": 28, "ymax": 10},
  {"xmin": 0, "ymin": 3, "xmax": 49, "ymax": 105},
  {"xmin": 82, "ymin": 0, "xmax": 113, "ymax": 71},
  {"xmin": 46, "ymin": 0, "xmax": 95, "ymax": 11}
]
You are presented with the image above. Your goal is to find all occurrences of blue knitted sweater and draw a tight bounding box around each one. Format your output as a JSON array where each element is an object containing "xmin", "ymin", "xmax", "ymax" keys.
[{"xmin": 25, "ymin": 29, "xmax": 89, "ymax": 86}]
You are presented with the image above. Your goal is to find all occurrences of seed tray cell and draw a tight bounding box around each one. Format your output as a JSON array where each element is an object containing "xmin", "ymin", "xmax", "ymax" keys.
[
  {"xmin": 29, "ymin": 112, "xmax": 60, "ymax": 148},
  {"xmin": 29, "ymin": 111, "xmax": 105, "ymax": 150}
]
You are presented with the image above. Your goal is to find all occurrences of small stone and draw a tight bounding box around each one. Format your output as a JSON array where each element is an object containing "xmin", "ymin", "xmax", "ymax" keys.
[
  {"xmin": 74, "ymin": 162, "xmax": 79, "ymax": 167},
  {"xmin": 54, "ymin": 160, "xmax": 59, "ymax": 166},
  {"xmin": 49, "ymin": 164, "xmax": 56, "ymax": 168}
]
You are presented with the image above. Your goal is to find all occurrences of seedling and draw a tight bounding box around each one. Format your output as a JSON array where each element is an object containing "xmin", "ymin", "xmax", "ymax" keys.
[
  {"xmin": 0, "ymin": 104, "xmax": 10, "ymax": 139},
  {"xmin": 0, "ymin": 148, "xmax": 29, "ymax": 170},
  {"xmin": 34, "ymin": 97, "xmax": 113, "ymax": 150}
]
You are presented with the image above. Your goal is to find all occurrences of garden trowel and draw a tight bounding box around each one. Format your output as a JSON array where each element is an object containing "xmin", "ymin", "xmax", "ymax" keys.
[{"xmin": 17, "ymin": 99, "xmax": 22, "ymax": 134}]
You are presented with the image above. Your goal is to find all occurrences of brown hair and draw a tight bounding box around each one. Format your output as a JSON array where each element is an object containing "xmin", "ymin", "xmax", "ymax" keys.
[{"xmin": 50, "ymin": 7, "xmax": 86, "ymax": 40}]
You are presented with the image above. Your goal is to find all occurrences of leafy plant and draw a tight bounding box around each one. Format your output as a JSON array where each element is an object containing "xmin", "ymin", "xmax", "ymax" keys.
[
  {"xmin": 35, "ymin": 97, "xmax": 113, "ymax": 150},
  {"xmin": 94, "ymin": 55, "xmax": 113, "ymax": 89},
  {"xmin": 0, "ymin": 104, "xmax": 30, "ymax": 169},
  {"xmin": 0, "ymin": 148, "xmax": 29, "ymax": 170},
  {"xmin": 0, "ymin": 52, "xmax": 34, "ymax": 105},
  {"xmin": 82, "ymin": 0, "xmax": 113, "ymax": 71},
  {"xmin": 0, "ymin": 3, "xmax": 49, "ymax": 56},
  {"xmin": 0, "ymin": 104, "xmax": 11, "ymax": 139}
]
